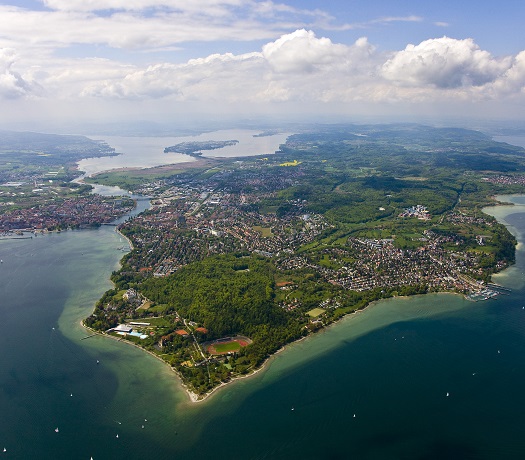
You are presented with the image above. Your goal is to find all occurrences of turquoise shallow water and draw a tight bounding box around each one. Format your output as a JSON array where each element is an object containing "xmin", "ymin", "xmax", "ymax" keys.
[{"xmin": 2, "ymin": 197, "xmax": 525, "ymax": 459}]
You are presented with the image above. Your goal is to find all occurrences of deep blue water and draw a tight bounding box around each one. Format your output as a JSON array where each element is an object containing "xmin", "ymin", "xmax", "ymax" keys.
[{"xmin": 1, "ymin": 198, "xmax": 525, "ymax": 459}]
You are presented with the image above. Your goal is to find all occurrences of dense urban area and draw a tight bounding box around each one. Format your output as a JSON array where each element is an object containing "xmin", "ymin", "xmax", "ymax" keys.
[
  {"xmin": 2, "ymin": 125, "xmax": 524, "ymax": 397},
  {"xmin": 0, "ymin": 131, "xmax": 134, "ymax": 232}
]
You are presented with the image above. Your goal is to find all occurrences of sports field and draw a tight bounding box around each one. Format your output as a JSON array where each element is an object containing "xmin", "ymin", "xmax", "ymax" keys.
[
  {"xmin": 307, "ymin": 307, "xmax": 326, "ymax": 318},
  {"xmin": 206, "ymin": 337, "xmax": 251, "ymax": 355},
  {"xmin": 214, "ymin": 341, "xmax": 241, "ymax": 353}
]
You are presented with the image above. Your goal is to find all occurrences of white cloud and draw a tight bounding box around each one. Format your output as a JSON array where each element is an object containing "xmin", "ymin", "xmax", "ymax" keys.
[
  {"xmin": 256, "ymin": 80, "xmax": 290, "ymax": 101},
  {"xmin": 0, "ymin": 6, "xmax": 287, "ymax": 52},
  {"xmin": 0, "ymin": 48, "xmax": 40, "ymax": 98},
  {"xmin": 262, "ymin": 29, "xmax": 349, "ymax": 73},
  {"xmin": 370, "ymin": 15, "xmax": 422, "ymax": 25},
  {"xmin": 382, "ymin": 36, "xmax": 512, "ymax": 88},
  {"xmin": 326, "ymin": 15, "xmax": 423, "ymax": 32},
  {"xmin": 77, "ymin": 30, "xmax": 381, "ymax": 103},
  {"xmin": 15, "ymin": 30, "xmax": 523, "ymax": 108},
  {"xmin": 82, "ymin": 51, "xmax": 265, "ymax": 99},
  {"xmin": 2, "ymin": 24, "xmax": 525, "ymax": 122},
  {"xmin": 490, "ymin": 51, "xmax": 525, "ymax": 95},
  {"xmin": 41, "ymin": 0, "xmax": 246, "ymax": 13},
  {"xmin": 262, "ymin": 29, "xmax": 373, "ymax": 74}
]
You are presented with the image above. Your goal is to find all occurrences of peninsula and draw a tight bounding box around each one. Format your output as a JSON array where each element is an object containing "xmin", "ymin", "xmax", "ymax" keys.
[{"xmin": 84, "ymin": 124, "xmax": 525, "ymax": 399}]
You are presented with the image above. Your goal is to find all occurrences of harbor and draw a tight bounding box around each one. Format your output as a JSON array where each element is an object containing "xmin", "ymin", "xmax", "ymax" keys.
[{"xmin": 466, "ymin": 283, "xmax": 512, "ymax": 302}]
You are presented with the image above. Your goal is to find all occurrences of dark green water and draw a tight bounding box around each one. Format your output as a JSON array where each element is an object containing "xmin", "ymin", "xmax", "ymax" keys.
[{"xmin": 2, "ymin": 197, "xmax": 525, "ymax": 459}]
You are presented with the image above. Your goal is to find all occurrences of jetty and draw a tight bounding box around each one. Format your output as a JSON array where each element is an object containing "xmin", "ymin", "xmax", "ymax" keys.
[
  {"xmin": 487, "ymin": 283, "xmax": 512, "ymax": 293},
  {"xmin": 80, "ymin": 334, "xmax": 97, "ymax": 340},
  {"xmin": 0, "ymin": 236, "xmax": 32, "ymax": 240}
]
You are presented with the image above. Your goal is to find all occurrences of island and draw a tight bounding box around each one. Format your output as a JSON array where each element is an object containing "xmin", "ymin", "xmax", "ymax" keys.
[
  {"xmin": 253, "ymin": 130, "xmax": 281, "ymax": 137},
  {"xmin": 164, "ymin": 140, "xmax": 239, "ymax": 157},
  {"xmin": 82, "ymin": 123, "xmax": 525, "ymax": 400}
]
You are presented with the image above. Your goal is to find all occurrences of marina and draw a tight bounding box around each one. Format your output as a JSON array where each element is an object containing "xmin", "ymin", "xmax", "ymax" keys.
[
  {"xmin": 466, "ymin": 288, "xmax": 500, "ymax": 301},
  {"xmin": 466, "ymin": 282, "xmax": 512, "ymax": 301}
]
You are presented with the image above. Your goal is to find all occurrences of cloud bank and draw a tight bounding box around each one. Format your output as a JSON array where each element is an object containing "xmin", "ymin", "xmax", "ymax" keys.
[
  {"xmin": 65, "ymin": 32, "xmax": 525, "ymax": 106},
  {"xmin": 1, "ymin": 0, "xmax": 525, "ymax": 121}
]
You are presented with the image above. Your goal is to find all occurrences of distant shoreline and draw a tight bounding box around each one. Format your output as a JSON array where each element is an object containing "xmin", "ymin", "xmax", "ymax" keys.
[{"xmin": 75, "ymin": 157, "xmax": 217, "ymax": 185}]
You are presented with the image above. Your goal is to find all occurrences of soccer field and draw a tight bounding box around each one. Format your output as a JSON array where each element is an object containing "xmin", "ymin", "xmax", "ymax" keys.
[
  {"xmin": 213, "ymin": 341, "xmax": 242, "ymax": 353},
  {"xmin": 307, "ymin": 307, "xmax": 326, "ymax": 318}
]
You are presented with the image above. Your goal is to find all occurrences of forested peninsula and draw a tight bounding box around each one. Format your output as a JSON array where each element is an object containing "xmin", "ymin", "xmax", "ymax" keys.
[{"xmin": 84, "ymin": 124, "xmax": 525, "ymax": 399}]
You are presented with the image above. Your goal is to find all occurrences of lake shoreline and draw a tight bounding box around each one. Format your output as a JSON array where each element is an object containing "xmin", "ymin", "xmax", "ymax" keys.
[
  {"xmin": 80, "ymin": 289, "xmax": 476, "ymax": 404},
  {"xmin": 80, "ymin": 188, "xmax": 524, "ymax": 403},
  {"xmin": 78, "ymin": 157, "xmax": 217, "ymax": 178}
]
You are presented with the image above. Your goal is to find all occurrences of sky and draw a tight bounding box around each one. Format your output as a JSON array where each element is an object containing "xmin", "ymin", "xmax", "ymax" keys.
[{"xmin": 1, "ymin": 0, "xmax": 525, "ymax": 129}]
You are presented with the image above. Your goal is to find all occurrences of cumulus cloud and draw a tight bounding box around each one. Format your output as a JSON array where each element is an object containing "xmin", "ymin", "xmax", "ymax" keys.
[
  {"xmin": 0, "ymin": 48, "xmax": 40, "ymax": 98},
  {"xmin": 47, "ymin": 31, "xmax": 525, "ymax": 107},
  {"xmin": 382, "ymin": 36, "xmax": 512, "ymax": 88},
  {"xmin": 262, "ymin": 29, "xmax": 348, "ymax": 73},
  {"xmin": 78, "ymin": 30, "xmax": 381, "ymax": 103},
  {"xmin": 262, "ymin": 29, "xmax": 374, "ymax": 74},
  {"xmin": 82, "ymin": 51, "xmax": 264, "ymax": 99},
  {"xmin": 490, "ymin": 51, "xmax": 525, "ymax": 95}
]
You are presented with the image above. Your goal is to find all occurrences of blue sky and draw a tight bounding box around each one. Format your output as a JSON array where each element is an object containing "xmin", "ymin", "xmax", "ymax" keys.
[{"xmin": 1, "ymin": 0, "xmax": 525, "ymax": 126}]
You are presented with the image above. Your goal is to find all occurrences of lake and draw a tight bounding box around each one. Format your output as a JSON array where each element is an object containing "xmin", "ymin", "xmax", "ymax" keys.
[{"xmin": 77, "ymin": 129, "xmax": 291, "ymax": 176}]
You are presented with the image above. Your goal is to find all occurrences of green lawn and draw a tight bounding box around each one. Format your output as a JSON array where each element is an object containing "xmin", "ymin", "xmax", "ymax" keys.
[
  {"xmin": 307, "ymin": 308, "xmax": 326, "ymax": 318},
  {"xmin": 253, "ymin": 225, "xmax": 273, "ymax": 237},
  {"xmin": 214, "ymin": 341, "xmax": 242, "ymax": 353}
]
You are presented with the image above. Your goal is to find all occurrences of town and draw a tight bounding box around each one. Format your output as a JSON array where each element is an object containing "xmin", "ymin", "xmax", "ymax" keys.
[{"xmin": 0, "ymin": 193, "xmax": 135, "ymax": 232}]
